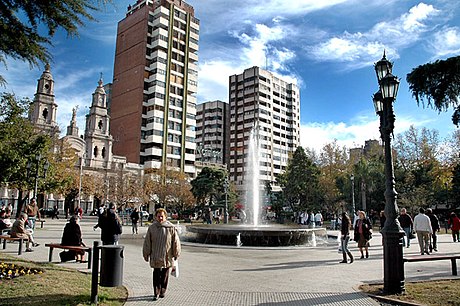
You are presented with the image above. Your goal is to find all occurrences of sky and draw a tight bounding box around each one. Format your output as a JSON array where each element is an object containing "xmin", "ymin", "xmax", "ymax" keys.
[{"xmin": 2, "ymin": 0, "xmax": 460, "ymax": 153}]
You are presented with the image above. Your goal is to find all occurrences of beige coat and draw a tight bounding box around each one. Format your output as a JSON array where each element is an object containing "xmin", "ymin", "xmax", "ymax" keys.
[
  {"xmin": 143, "ymin": 220, "xmax": 181, "ymax": 268},
  {"xmin": 10, "ymin": 219, "xmax": 28, "ymax": 239}
]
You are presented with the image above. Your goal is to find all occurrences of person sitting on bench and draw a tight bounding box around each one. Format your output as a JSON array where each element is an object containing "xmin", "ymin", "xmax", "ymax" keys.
[
  {"xmin": 61, "ymin": 216, "xmax": 87, "ymax": 262},
  {"xmin": 10, "ymin": 213, "xmax": 39, "ymax": 252}
]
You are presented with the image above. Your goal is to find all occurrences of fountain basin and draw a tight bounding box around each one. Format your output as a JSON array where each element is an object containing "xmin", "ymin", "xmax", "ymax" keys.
[{"xmin": 183, "ymin": 224, "xmax": 327, "ymax": 247}]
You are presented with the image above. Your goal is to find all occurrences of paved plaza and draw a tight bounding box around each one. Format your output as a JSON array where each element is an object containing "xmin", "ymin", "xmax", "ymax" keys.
[{"xmin": 2, "ymin": 216, "xmax": 460, "ymax": 305}]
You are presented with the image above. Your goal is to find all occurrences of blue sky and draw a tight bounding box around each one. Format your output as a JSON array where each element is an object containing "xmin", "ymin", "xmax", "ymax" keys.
[{"xmin": 2, "ymin": 0, "xmax": 459, "ymax": 152}]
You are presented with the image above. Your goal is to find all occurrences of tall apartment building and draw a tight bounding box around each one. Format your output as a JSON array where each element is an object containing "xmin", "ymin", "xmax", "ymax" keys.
[
  {"xmin": 229, "ymin": 66, "xmax": 300, "ymax": 193},
  {"xmin": 195, "ymin": 100, "xmax": 230, "ymax": 168},
  {"xmin": 110, "ymin": 0, "xmax": 199, "ymax": 177}
]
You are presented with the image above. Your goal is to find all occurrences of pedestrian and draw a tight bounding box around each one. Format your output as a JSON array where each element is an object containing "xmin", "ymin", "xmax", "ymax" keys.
[
  {"xmin": 413, "ymin": 207, "xmax": 432, "ymax": 255},
  {"xmin": 354, "ymin": 210, "xmax": 372, "ymax": 259},
  {"xmin": 314, "ymin": 211, "xmax": 323, "ymax": 227},
  {"xmin": 61, "ymin": 216, "xmax": 87, "ymax": 262},
  {"xmin": 130, "ymin": 207, "xmax": 140, "ymax": 234},
  {"xmin": 448, "ymin": 212, "xmax": 460, "ymax": 242},
  {"xmin": 24, "ymin": 198, "xmax": 41, "ymax": 230},
  {"xmin": 398, "ymin": 208, "xmax": 413, "ymax": 248},
  {"xmin": 339, "ymin": 212, "xmax": 354, "ymax": 264},
  {"xmin": 52, "ymin": 205, "xmax": 59, "ymax": 219},
  {"xmin": 10, "ymin": 213, "xmax": 39, "ymax": 252},
  {"xmin": 426, "ymin": 208, "xmax": 440, "ymax": 252},
  {"xmin": 379, "ymin": 210, "xmax": 386, "ymax": 230},
  {"xmin": 94, "ymin": 203, "xmax": 122, "ymax": 245},
  {"xmin": 74, "ymin": 205, "xmax": 83, "ymax": 219},
  {"xmin": 143, "ymin": 208, "xmax": 181, "ymax": 301}
]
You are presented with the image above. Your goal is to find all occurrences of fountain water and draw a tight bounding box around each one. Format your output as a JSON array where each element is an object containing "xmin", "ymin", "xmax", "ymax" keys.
[
  {"xmin": 246, "ymin": 125, "xmax": 261, "ymax": 226},
  {"xmin": 184, "ymin": 123, "xmax": 329, "ymax": 247}
]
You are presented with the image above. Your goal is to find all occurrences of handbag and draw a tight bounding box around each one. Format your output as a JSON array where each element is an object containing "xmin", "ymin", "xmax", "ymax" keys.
[
  {"xmin": 409, "ymin": 232, "xmax": 416, "ymax": 239},
  {"xmin": 171, "ymin": 260, "xmax": 179, "ymax": 278}
]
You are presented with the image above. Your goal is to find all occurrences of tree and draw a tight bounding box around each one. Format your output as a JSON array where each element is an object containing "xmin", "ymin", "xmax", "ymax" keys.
[
  {"xmin": 0, "ymin": 0, "xmax": 112, "ymax": 85},
  {"xmin": 451, "ymin": 164, "xmax": 460, "ymax": 209},
  {"xmin": 317, "ymin": 141, "xmax": 348, "ymax": 214},
  {"xmin": 406, "ymin": 56, "xmax": 460, "ymax": 126},
  {"xmin": 0, "ymin": 93, "xmax": 52, "ymax": 214},
  {"xmin": 277, "ymin": 146, "xmax": 322, "ymax": 212},
  {"xmin": 393, "ymin": 125, "xmax": 444, "ymax": 212},
  {"xmin": 190, "ymin": 167, "xmax": 227, "ymax": 207}
]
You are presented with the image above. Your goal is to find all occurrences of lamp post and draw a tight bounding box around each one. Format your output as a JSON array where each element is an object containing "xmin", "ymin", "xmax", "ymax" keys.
[
  {"xmin": 351, "ymin": 174, "xmax": 355, "ymax": 214},
  {"xmin": 372, "ymin": 51, "xmax": 405, "ymax": 294},
  {"xmin": 223, "ymin": 176, "xmax": 229, "ymax": 224},
  {"xmin": 26, "ymin": 154, "xmax": 49, "ymax": 200}
]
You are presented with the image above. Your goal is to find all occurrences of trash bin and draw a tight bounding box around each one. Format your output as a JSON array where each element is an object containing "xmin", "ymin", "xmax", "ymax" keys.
[{"xmin": 99, "ymin": 245, "xmax": 124, "ymax": 287}]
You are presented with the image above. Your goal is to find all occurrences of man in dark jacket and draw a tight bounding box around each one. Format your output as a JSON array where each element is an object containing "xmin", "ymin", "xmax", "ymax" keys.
[
  {"xmin": 94, "ymin": 203, "xmax": 122, "ymax": 245},
  {"xmin": 426, "ymin": 208, "xmax": 440, "ymax": 252},
  {"xmin": 398, "ymin": 208, "xmax": 413, "ymax": 248}
]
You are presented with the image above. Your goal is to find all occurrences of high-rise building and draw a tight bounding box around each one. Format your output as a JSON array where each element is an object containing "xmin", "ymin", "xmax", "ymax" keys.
[
  {"xmin": 195, "ymin": 100, "xmax": 230, "ymax": 169},
  {"xmin": 229, "ymin": 66, "xmax": 300, "ymax": 193},
  {"xmin": 110, "ymin": 0, "xmax": 199, "ymax": 177}
]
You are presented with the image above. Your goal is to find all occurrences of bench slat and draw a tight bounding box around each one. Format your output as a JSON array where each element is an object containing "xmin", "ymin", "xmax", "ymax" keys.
[
  {"xmin": 403, "ymin": 255, "xmax": 460, "ymax": 276},
  {"xmin": 45, "ymin": 243, "xmax": 92, "ymax": 269}
]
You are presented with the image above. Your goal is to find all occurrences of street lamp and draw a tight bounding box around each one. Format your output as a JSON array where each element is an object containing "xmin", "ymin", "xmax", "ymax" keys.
[
  {"xmin": 223, "ymin": 176, "xmax": 229, "ymax": 224},
  {"xmin": 350, "ymin": 174, "xmax": 355, "ymax": 214},
  {"xmin": 26, "ymin": 154, "xmax": 49, "ymax": 200},
  {"xmin": 372, "ymin": 51, "xmax": 405, "ymax": 294}
]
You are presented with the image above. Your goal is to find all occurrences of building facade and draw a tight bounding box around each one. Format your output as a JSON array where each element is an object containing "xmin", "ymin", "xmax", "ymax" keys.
[
  {"xmin": 228, "ymin": 66, "xmax": 300, "ymax": 194},
  {"xmin": 195, "ymin": 100, "xmax": 230, "ymax": 168},
  {"xmin": 110, "ymin": 0, "xmax": 199, "ymax": 177}
]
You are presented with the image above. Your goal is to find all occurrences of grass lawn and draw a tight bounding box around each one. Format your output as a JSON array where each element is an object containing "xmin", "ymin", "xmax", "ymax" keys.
[
  {"xmin": 360, "ymin": 279, "xmax": 460, "ymax": 306},
  {"xmin": 0, "ymin": 254, "xmax": 127, "ymax": 306}
]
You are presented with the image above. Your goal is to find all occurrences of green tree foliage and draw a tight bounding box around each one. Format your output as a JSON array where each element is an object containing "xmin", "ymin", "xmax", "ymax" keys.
[
  {"xmin": 406, "ymin": 56, "xmax": 460, "ymax": 126},
  {"xmin": 190, "ymin": 167, "xmax": 227, "ymax": 207},
  {"xmin": 0, "ymin": 0, "xmax": 112, "ymax": 85},
  {"xmin": 277, "ymin": 146, "xmax": 322, "ymax": 212},
  {"xmin": 317, "ymin": 141, "xmax": 348, "ymax": 213},
  {"xmin": 394, "ymin": 125, "xmax": 444, "ymax": 212},
  {"xmin": 0, "ymin": 93, "xmax": 49, "ymax": 188}
]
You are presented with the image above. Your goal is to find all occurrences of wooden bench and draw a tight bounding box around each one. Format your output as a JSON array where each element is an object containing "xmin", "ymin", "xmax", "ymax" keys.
[
  {"xmin": 0, "ymin": 235, "xmax": 29, "ymax": 255},
  {"xmin": 45, "ymin": 243, "xmax": 92, "ymax": 269},
  {"xmin": 404, "ymin": 254, "xmax": 460, "ymax": 276}
]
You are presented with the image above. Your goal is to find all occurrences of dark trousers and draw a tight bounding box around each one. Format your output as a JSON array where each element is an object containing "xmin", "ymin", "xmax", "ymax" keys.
[
  {"xmin": 430, "ymin": 232, "xmax": 437, "ymax": 251},
  {"xmin": 153, "ymin": 268, "xmax": 170, "ymax": 296}
]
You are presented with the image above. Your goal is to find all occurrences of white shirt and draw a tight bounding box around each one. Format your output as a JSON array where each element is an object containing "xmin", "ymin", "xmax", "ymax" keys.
[{"xmin": 413, "ymin": 213, "xmax": 432, "ymax": 233}]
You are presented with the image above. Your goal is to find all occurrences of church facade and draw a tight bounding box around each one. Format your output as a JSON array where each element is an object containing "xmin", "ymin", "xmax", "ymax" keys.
[{"xmin": 1, "ymin": 65, "xmax": 144, "ymax": 215}]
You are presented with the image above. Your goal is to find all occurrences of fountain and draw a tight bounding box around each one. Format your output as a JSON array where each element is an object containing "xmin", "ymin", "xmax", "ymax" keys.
[{"xmin": 184, "ymin": 124, "xmax": 328, "ymax": 247}]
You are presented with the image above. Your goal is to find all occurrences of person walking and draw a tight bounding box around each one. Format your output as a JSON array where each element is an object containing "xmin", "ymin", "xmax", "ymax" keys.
[
  {"xmin": 339, "ymin": 212, "xmax": 354, "ymax": 264},
  {"xmin": 130, "ymin": 207, "xmax": 140, "ymax": 234},
  {"xmin": 314, "ymin": 211, "xmax": 323, "ymax": 227},
  {"xmin": 94, "ymin": 203, "xmax": 122, "ymax": 245},
  {"xmin": 10, "ymin": 213, "xmax": 39, "ymax": 252},
  {"xmin": 143, "ymin": 208, "xmax": 181, "ymax": 301},
  {"xmin": 448, "ymin": 212, "xmax": 460, "ymax": 242},
  {"xmin": 413, "ymin": 207, "xmax": 432, "ymax": 255},
  {"xmin": 24, "ymin": 198, "xmax": 41, "ymax": 230},
  {"xmin": 52, "ymin": 205, "xmax": 59, "ymax": 219},
  {"xmin": 398, "ymin": 208, "xmax": 413, "ymax": 248},
  {"xmin": 354, "ymin": 211, "xmax": 372, "ymax": 259},
  {"xmin": 426, "ymin": 208, "xmax": 440, "ymax": 252}
]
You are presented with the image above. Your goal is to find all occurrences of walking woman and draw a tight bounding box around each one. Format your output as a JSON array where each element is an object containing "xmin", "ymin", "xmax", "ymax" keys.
[
  {"xmin": 354, "ymin": 210, "xmax": 372, "ymax": 259},
  {"xmin": 143, "ymin": 208, "xmax": 181, "ymax": 301},
  {"xmin": 340, "ymin": 212, "xmax": 354, "ymax": 263}
]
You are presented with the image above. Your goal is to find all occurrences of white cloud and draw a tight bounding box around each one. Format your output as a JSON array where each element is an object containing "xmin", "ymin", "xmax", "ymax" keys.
[
  {"xmin": 429, "ymin": 27, "xmax": 460, "ymax": 57},
  {"xmin": 300, "ymin": 112, "xmax": 436, "ymax": 153},
  {"xmin": 198, "ymin": 22, "xmax": 299, "ymax": 102},
  {"xmin": 308, "ymin": 3, "xmax": 440, "ymax": 67}
]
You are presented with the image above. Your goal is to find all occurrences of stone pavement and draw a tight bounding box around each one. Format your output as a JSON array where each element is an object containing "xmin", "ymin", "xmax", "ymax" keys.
[{"xmin": 3, "ymin": 216, "xmax": 460, "ymax": 305}]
